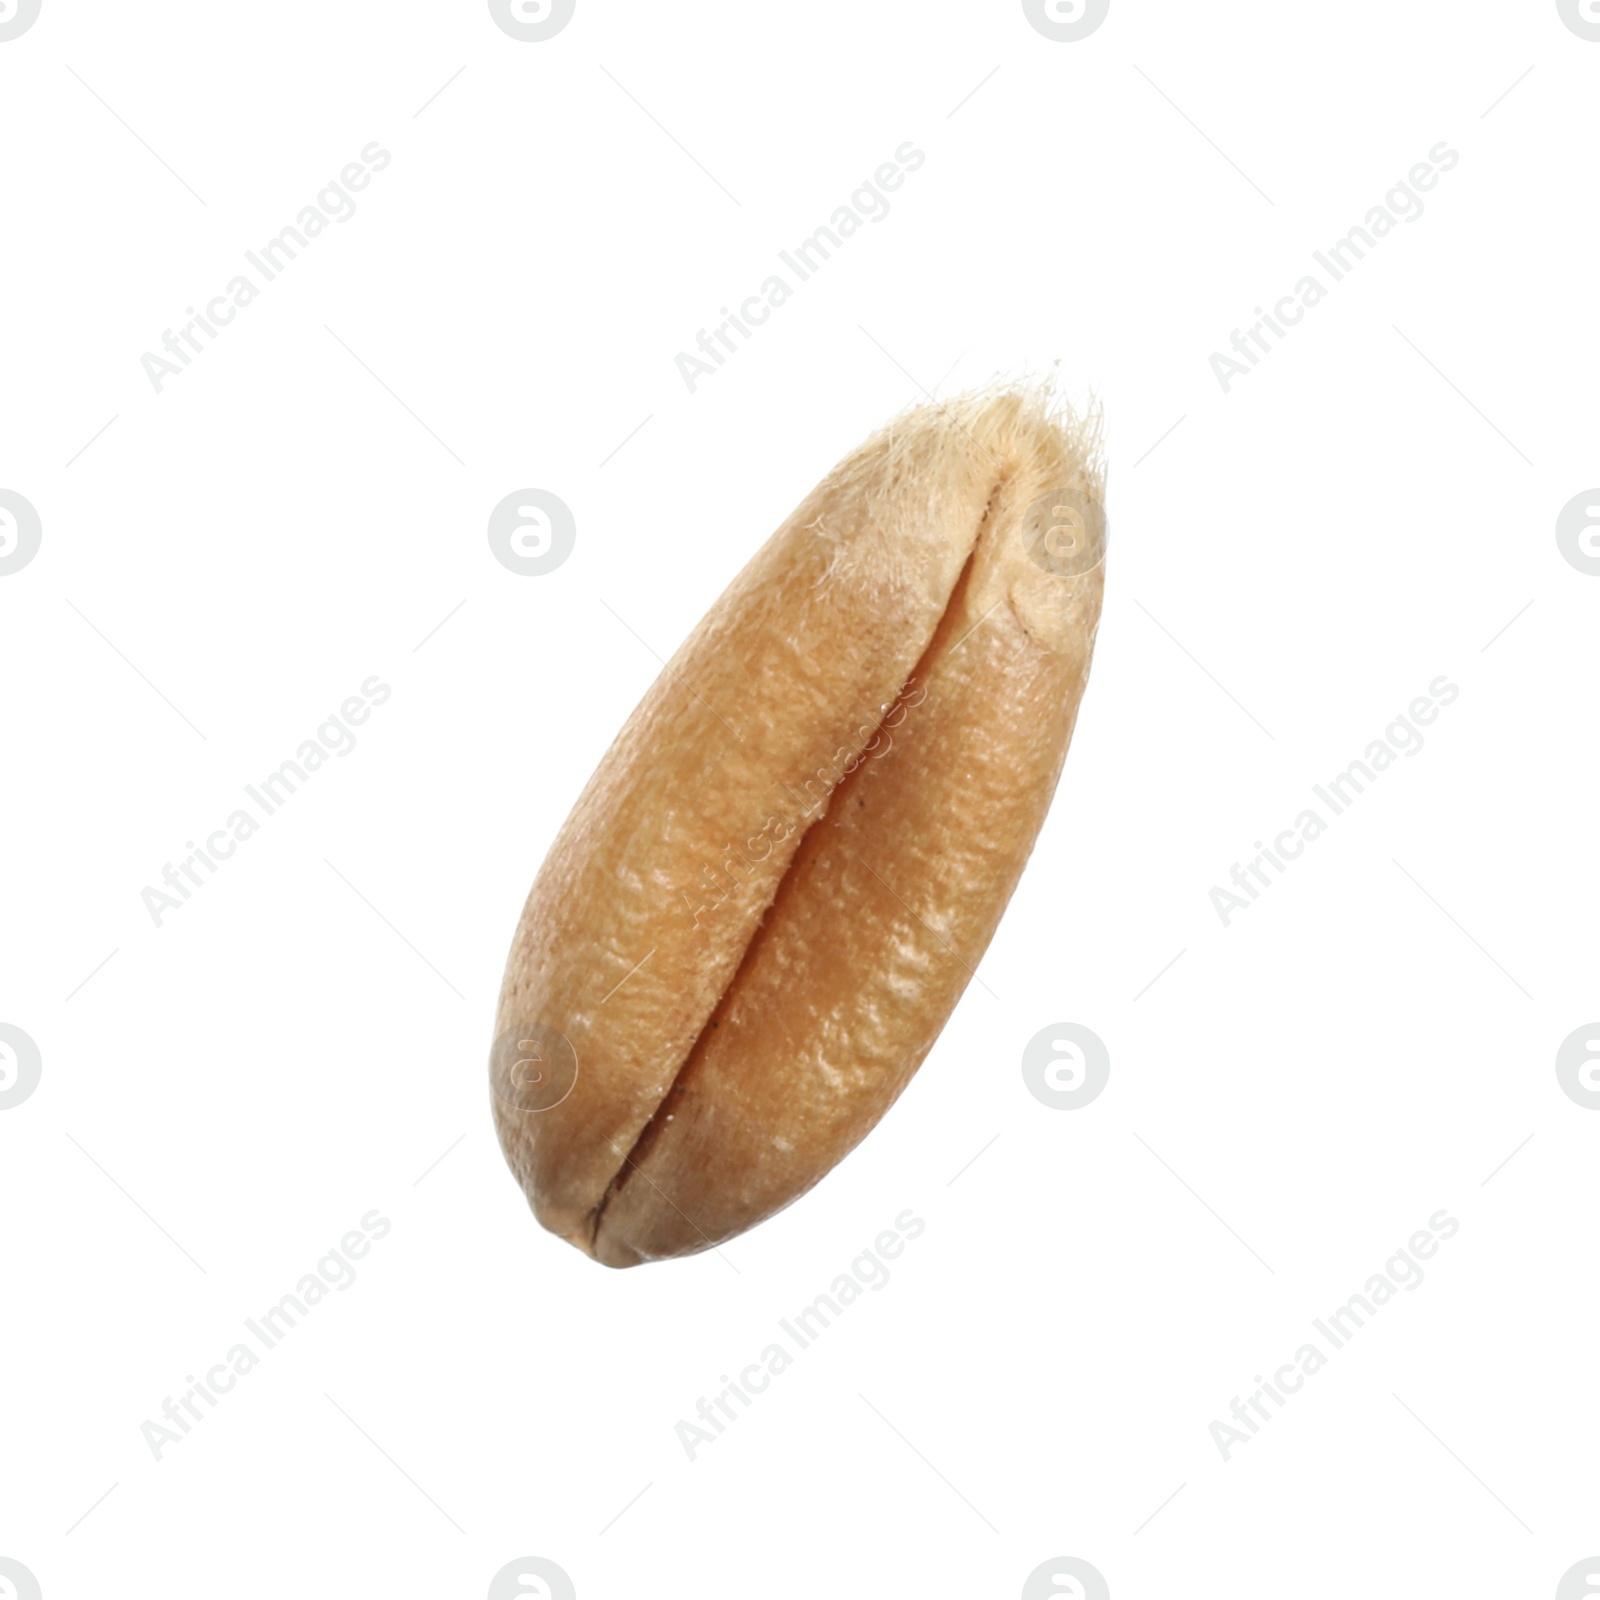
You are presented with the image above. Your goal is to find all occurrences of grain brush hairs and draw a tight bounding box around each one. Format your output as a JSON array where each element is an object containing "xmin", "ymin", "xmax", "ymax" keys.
[{"xmin": 492, "ymin": 387, "xmax": 1106, "ymax": 1266}]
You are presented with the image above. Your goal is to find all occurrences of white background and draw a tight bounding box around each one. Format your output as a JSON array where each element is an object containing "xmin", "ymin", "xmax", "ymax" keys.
[{"xmin": 2, "ymin": 2, "xmax": 1597, "ymax": 1596}]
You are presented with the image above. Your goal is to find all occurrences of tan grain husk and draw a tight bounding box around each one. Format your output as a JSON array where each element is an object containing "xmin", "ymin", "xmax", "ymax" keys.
[{"xmin": 492, "ymin": 386, "xmax": 1105, "ymax": 1266}]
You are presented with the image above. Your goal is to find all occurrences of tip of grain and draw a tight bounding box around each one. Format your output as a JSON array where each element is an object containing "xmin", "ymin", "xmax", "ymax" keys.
[{"xmin": 879, "ymin": 379, "xmax": 1106, "ymax": 511}]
